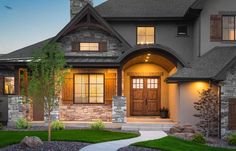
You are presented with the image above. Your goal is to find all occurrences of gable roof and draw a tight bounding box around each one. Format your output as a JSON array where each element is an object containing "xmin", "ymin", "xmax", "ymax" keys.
[
  {"xmin": 167, "ymin": 46, "xmax": 236, "ymax": 82},
  {"xmin": 52, "ymin": 4, "xmax": 130, "ymax": 48},
  {"xmin": 0, "ymin": 38, "xmax": 52, "ymax": 61},
  {"xmin": 95, "ymin": 0, "xmax": 197, "ymax": 18}
]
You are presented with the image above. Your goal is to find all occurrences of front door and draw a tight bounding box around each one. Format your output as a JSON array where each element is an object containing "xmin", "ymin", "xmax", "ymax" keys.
[{"xmin": 131, "ymin": 77, "xmax": 160, "ymax": 116}]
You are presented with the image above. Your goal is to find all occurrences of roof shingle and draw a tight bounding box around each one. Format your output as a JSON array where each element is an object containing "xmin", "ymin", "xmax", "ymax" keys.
[{"xmin": 95, "ymin": 0, "xmax": 197, "ymax": 18}]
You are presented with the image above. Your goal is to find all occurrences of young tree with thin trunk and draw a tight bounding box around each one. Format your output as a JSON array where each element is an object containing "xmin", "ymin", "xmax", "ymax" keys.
[{"xmin": 28, "ymin": 43, "xmax": 66, "ymax": 141}]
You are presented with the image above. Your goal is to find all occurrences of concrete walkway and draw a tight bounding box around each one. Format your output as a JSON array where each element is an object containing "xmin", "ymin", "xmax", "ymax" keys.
[{"xmin": 80, "ymin": 131, "xmax": 167, "ymax": 151}]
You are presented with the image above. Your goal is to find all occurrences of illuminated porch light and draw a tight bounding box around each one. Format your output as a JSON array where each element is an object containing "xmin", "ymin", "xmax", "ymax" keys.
[
  {"xmin": 145, "ymin": 59, "xmax": 148, "ymax": 62},
  {"xmin": 147, "ymin": 53, "xmax": 151, "ymax": 56},
  {"xmin": 146, "ymin": 56, "xmax": 150, "ymax": 59}
]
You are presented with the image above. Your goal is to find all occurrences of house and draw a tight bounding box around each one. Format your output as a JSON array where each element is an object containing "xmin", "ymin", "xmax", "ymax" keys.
[{"xmin": 0, "ymin": 0, "xmax": 236, "ymax": 138}]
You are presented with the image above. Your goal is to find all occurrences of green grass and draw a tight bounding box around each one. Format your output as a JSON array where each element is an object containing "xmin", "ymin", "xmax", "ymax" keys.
[
  {"xmin": 133, "ymin": 136, "xmax": 236, "ymax": 151},
  {"xmin": 0, "ymin": 130, "xmax": 139, "ymax": 148}
]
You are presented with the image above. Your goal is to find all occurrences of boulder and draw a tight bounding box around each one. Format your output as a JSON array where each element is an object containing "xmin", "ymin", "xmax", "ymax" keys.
[
  {"xmin": 20, "ymin": 136, "xmax": 43, "ymax": 148},
  {"xmin": 173, "ymin": 133, "xmax": 195, "ymax": 140},
  {"xmin": 169, "ymin": 126, "xmax": 183, "ymax": 134},
  {"xmin": 183, "ymin": 126, "xmax": 195, "ymax": 133}
]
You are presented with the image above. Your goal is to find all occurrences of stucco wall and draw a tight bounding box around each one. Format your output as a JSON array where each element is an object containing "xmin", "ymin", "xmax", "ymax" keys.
[
  {"xmin": 123, "ymin": 63, "xmax": 169, "ymax": 116},
  {"xmin": 197, "ymin": 0, "xmax": 236, "ymax": 56},
  {"xmin": 110, "ymin": 21, "xmax": 194, "ymax": 64},
  {"xmin": 168, "ymin": 83, "xmax": 180, "ymax": 122},
  {"xmin": 178, "ymin": 82, "xmax": 219, "ymax": 127}
]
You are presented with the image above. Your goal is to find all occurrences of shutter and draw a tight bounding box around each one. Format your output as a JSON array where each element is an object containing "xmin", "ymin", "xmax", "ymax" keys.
[
  {"xmin": 105, "ymin": 73, "xmax": 116, "ymax": 104},
  {"xmin": 0, "ymin": 76, "xmax": 3, "ymax": 95},
  {"xmin": 229, "ymin": 100, "xmax": 236, "ymax": 130},
  {"xmin": 210, "ymin": 15, "xmax": 222, "ymax": 42},
  {"xmin": 72, "ymin": 43, "xmax": 80, "ymax": 52},
  {"xmin": 62, "ymin": 78, "xmax": 73, "ymax": 104},
  {"xmin": 99, "ymin": 42, "xmax": 107, "ymax": 52}
]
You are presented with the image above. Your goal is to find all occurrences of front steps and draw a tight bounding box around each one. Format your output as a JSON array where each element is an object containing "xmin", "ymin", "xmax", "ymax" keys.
[
  {"xmin": 122, "ymin": 117, "xmax": 176, "ymax": 131},
  {"xmin": 121, "ymin": 123, "xmax": 175, "ymax": 131}
]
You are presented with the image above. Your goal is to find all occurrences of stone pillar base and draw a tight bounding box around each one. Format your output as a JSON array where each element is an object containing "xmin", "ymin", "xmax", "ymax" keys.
[{"xmin": 112, "ymin": 96, "xmax": 126, "ymax": 123}]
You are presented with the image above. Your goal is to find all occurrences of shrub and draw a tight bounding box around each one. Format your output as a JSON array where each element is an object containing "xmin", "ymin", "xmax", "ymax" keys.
[
  {"xmin": 16, "ymin": 118, "xmax": 30, "ymax": 129},
  {"xmin": 51, "ymin": 120, "xmax": 65, "ymax": 130},
  {"xmin": 192, "ymin": 133, "xmax": 206, "ymax": 144},
  {"xmin": 0, "ymin": 123, "xmax": 3, "ymax": 130},
  {"xmin": 90, "ymin": 119, "xmax": 105, "ymax": 130},
  {"xmin": 228, "ymin": 132, "xmax": 236, "ymax": 146}
]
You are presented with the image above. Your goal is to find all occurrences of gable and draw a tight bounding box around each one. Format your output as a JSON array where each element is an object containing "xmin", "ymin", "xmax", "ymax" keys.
[{"xmin": 52, "ymin": 4, "xmax": 130, "ymax": 48}]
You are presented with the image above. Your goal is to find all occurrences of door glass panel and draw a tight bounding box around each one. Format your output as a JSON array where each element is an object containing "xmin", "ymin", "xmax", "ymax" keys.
[
  {"xmin": 147, "ymin": 78, "xmax": 158, "ymax": 89},
  {"xmin": 132, "ymin": 78, "xmax": 143, "ymax": 89}
]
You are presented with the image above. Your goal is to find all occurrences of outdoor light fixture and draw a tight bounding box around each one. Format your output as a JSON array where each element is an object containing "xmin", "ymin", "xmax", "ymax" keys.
[
  {"xmin": 147, "ymin": 53, "xmax": 151, "ymax": 56},
  {"xmin": 145, "ymin": 59, "xmax": 148, "ymax": 62}
]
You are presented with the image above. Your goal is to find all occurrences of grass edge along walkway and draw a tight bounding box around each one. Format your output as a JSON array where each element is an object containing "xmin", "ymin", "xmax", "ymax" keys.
[
  {"xmin": 133, "ymin": 136, "xmax": 236, "ymax": 151},
  {"xmin": 0, "ymin": 129, "xmax": 139, "ymax": 148}
]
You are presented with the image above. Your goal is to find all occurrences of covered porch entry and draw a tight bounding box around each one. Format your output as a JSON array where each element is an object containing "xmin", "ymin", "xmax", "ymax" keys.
[{"xmin": 117, "ymin": 45, "xmax": 186, "ymax": 123}]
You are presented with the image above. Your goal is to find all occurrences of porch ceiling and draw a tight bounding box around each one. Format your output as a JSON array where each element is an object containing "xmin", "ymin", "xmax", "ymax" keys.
[{"xmin": 122, "ymin": 53, "xmax": 176, "ymax": 72}]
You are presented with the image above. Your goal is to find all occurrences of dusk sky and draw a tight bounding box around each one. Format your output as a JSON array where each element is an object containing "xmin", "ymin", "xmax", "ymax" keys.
[{"xmin": 0, "ymin": 0, "xmax": 106, "ymax": 54}]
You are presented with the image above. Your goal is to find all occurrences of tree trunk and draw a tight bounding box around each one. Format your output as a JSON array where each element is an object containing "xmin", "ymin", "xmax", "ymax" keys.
[{"xmin": 48, "ymin": 112, "xmax": 51, "ymax": 141}]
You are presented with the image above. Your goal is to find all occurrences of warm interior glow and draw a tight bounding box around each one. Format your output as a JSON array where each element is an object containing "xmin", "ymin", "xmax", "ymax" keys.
[
  {"xmin": 80, "ymin": 43, "xmax": 99, "ymax": 51},
  {"xmin": 4, "ymin": 77, "xmax": 15, "ymax": 94},
  {"xmin": 137, "ymin": 27, "xmax": 155, "ymax": 45}
]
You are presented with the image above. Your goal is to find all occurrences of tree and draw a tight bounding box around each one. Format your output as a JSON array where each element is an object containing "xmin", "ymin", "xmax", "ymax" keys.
[
  {"xmin": 28, "ymin": 43, "xmax": 66, "ymax": 141},
  {"xmin": 193, "ymin": 88, "xmax": 219, "ymax": 137}
]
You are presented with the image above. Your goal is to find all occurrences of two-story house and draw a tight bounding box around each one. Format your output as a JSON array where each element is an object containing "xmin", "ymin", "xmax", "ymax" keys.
[{"xmin": 0, "ymin": 0, "xmax": 236, "ymax": 138}]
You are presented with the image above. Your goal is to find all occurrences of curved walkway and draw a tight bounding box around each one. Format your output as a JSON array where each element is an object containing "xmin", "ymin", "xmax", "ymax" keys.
[{"xmin": 80, "ymin": 131, "xmax": 167, "ymax": 151}]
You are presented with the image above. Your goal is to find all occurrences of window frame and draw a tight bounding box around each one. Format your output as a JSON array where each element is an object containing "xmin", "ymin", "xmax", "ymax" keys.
[
  {"xmin": 3, "ymin": 76, "xmax": 15, "ymax": 95},
  {"xmin": 136, "ymin": 26, "xmax": 156, "ymax": 45},
  {"xmin": 79, "ymin": 42, "xmax": 100, "ymax": 52},
  {"xmin": 73, "ymin": 73, "xmax": 105, "ymax": 104},
  {"xmin": 222, "ymin": 15, "xmax": 236, "ymax": 41}
]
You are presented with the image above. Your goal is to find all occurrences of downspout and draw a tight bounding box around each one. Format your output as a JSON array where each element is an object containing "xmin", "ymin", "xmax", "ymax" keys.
[
  {"xmin": 219, "ymin": 84, "xmax": 222, "ymax": 139},
  {"xmin": 198, "ymin": 15, "xmax": 201, "ymax": 57}
]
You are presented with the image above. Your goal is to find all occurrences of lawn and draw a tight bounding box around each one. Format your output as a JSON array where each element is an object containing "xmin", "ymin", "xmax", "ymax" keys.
[
  {"xmin": 133, "ymin": 136, "xmax": 236, "ymax": 151},
  {"xmin": 0, "ymin": 129, "xmax": 139, "ymax": 148}
]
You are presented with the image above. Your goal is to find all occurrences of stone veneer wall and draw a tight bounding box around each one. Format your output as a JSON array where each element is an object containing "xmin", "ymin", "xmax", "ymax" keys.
[
  {"xmin": 112, "ymin": 96, "xmax": 127, "ymax": 123},
  {"xmin": 221, "ymin": 64, "xmax": 236, "ymax": 138},
  {"xmin": 8, "ymin": 96, "xmax": 32, "ymax": 126},
  {"xmin": 61, "ymin": 28, "xmax": 125, "ymax": 57},
  {"xmin": 59, "ymin": 103, "xmax": 112, "ymax": 122}
]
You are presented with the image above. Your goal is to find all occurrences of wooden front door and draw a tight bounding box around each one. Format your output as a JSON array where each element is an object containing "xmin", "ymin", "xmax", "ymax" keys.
[{"xmin": 131, "ymin": 77, "xmax": 160, "ymax": 116}]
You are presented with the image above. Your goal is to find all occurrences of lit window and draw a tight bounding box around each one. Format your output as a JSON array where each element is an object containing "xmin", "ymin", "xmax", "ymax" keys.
[
  {"xmin": 4, "ymin": 77, "xmax": 15, "ymax": 95},
  {"xmin": 177, "ymin": 25, "xmax": 188, "ymax": 36},
  {"xmin": 74, "ymin": 74, "xmax": 104, "ymax": 104},
  {"xmin": 147, "ymin": 78, "xmax": 158, "ymax": 89},
  {"xmin": 137, "ymin": 27, "xmax": 155, "ymax": 45},
  {"xmin": 80, "ymin": 43, "xmax": 99, "ymax": 51},
  {"xmin": 223, "ymin": 16, "xmax": 236, "ymax": 41},
  {"xmin": 132, "ymin": 78, "xmax": 143, "ymax": 89}
]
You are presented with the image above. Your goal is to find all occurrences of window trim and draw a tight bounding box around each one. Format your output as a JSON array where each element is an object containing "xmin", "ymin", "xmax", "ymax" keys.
[
  {"xmin": 73, "ymin": 73, "xmax": 105, "ymax": 104},
  {"xmin": 222, "ymin": 15, "xmax": 236, "ymax": 41},
  {"xmin": 3, "ymin": 76, "xmax": 15, "ymax": 95},
  {"xmin": 136, "ymin": 26, "xmax": 156, "ymax": 45}
]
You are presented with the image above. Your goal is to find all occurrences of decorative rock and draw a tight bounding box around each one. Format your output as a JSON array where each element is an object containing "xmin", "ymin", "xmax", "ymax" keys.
[
  {"xmin": 173, "ymin": 133, "xmax": 195, "ymax": 140},
  {"xmin": 169, "ymin": 125, "xmax": 183, "ymax": 134},
  {"xmin": 170, "ymin": 124, "xmax": 196, "ymax": 140},
  {"xmin": 20, "ymin": 136, "xmax": 43, "ymax": 148}
]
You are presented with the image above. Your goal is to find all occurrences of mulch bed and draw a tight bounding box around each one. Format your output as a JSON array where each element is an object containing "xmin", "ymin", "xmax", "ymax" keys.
[
  {"xmin": 118, "ymin": 146, "xmax": 160, "ymax": 151},
  {"xmin": 1, "ymin": 141, "xmax": 90, "ymax": 151}
]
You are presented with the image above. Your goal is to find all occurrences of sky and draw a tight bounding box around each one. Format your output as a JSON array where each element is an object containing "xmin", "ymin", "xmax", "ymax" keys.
[{"xmin": 0, "ymin": 0, "xmax": 106, "ymax": 54}]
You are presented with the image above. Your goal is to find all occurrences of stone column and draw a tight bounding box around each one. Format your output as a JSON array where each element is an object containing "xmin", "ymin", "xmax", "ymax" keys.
[
  {"xmin": 112, "ymin": 96, "xmax": 126, "ymax": 123},
  {"xmin": 70, "ymin": 0, "xmax": 93, "ymax": 19}
]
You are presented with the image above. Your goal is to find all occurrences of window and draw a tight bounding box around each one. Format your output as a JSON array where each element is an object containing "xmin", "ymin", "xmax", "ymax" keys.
[
  {"xmin": 177, "ymin": 25, "xmax": 188, "ymax": 36},
  {"xmin": 222, "ymin": 16, "xmax": 236, "ymax": 41},
  {"xmin": 74, "ymin": 74, "xmax": 104, "ymax": 104},
  {"xmin": 132, "ymin": 78, "xmax": 143, "ymax": 89},
  {"xmin": 147, "ymin": 78, "xmax": 158, "ymax": 89},
  {"xmin": 137, "ymin": 27, "xmax": 155, "ymax": 45},
  {"xmin": 80, "ymin": 43, "xmax": 99, "ymax": 51},
  {"xmin": 4, "ymin": 77, "xmax": 15, "ymax": 95}
]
